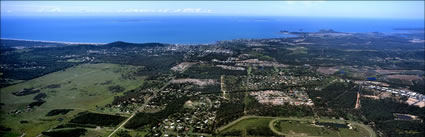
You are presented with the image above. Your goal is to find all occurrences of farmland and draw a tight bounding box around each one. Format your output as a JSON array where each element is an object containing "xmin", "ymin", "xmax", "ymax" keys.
[{"xmin": 0, "ymin": 63, "xmax": 145, "ymax": 136}]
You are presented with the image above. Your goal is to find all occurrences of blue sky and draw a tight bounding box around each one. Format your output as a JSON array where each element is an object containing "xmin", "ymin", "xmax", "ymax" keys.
[{"xmin": 1, "ymin": 1, "xmax": 424, "ymax": 19}]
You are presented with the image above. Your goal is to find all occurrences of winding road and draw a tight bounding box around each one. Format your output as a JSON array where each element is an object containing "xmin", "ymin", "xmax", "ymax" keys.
[{"xmin": 217, "ymin": 116, "xmax": 376, "ymax": 137}]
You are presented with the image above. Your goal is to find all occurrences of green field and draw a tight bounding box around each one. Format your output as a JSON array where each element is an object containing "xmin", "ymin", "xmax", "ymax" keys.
[
  {"xmin": 287, "ymin": 46, "xmax": 308, "ymax": 55},
  {"xmin": 0, "ymin": 63, "xmax": 145, "ymax": 137},
  {"xmin": 220, "ymin": 117, "xmax": 274, "ymax": 136},
  {"xmin": 270, "ymin": 118, "xmax": 374, "ymax": 137},
  {"xmin": 222, "ymin": 117, "xmax": 273, "ymax": 132},
  {"xmin": 219, "ymin": 116, "xmax": 375, "ymax": 137}
]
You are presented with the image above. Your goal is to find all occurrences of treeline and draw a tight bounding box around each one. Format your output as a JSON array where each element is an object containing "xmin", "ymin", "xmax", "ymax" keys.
[
  {"xmin": 0, "ymin": 41, "xmax": 176, "ymax": 86},
  {"xmin": 46, "ymin": 109, "xmax": 73, "ymax": 116},
  {"xmin": 69, "ymin": 112, "xmax": 126, "ymax": 127},
  {"xmin": 99, "ymin": 55, "xmax": 182, "ymax": 74},
  {"xmin": 247, "ymin": 102, "xmax": 313, "ymax": 117},
  {"xmin": 1, "ymin": 45, "xmax": 87, "ymax": 81},
  {"xmin": 125, "ymin": 96, "xmax": 188, "ymax": 129},
  {"xmin": 112, "ymin": 90, "xmax": 148, "ymax": 106},
  {"xmin": 360, "ymin": 98, "xmax": 425, "ymax": 122},
  {"xmin": 361, "ymin": 98, "xmax": 425, "ymax": 137},
  {"xmin": 189, "ymin": 84, "xmax": 221, "ymax": 93},
  {"xmin": 215, "ymin": 102, "xmax": 245, "ymax": 127},
  {"xmin": 108, "ymin": 85, "xmax": 125, "ymax": 93},
  {"xmin": 177, "ymin": 64, "xmax": 245, "ymax": 79},
  {"xmin": 247, "ymin": 127, "xmax": 281, "ymax": 136},
  {"xmin": 377, "ymin": 120, "xmax": 425, "ymax": 137},
  {"xmin": 307, "ymin": 82, "xmax": 357, "ymax": 108},
  {"xmin": 265, "ymin": 37, "xmax": 424, "ymax": 70},
  {"xmin": 42, "ymin": 128, "xmax": 87, "ymax": 137}
]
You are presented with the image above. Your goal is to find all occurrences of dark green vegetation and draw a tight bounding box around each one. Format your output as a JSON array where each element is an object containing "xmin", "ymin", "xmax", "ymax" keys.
[
  {"xmin": 42, "ymin": 128, "xmax": 87, "ymax": 137},
  {"xmin": 1, "ymin": 63, "xmax": 146, "ymax": 136},
  {"xmin": 108, "ymin": 85, "xmax": 125, "ymax": 93},
  {"xmin": 220, "ymin": 117, "xmax": 278, "ymax": 137},
  {"xmin": 33, "ymin": 93, "xmax": 47, "ymax": 101},
  {"xmin": 116, "ymin": 130, "xmax": 132, "ymax": 137},
  {"xmin": 216, "ymin": 100, "xmax": 245, "ymax": 127},
  {"xmin": 70, "ymin": 112, "xmax": 127, "ymax": 127},
  {"xmin": 125, "ymin": 96, "xmax": 188, "ymax": 129},
  {"xmin": 11, "ymin": 88, "xmax": 40, "ymax": 96},
  {"xmin": 0, "ymin": 41, "xmax": 174, "ymax": 87},
  {"xmin": 46, "ymin": 109, "xmax": 73, "ymax": 116},
  {"xmin": 247, "ymin": 101, "xmax": 314, "ymax": 117},
  {"xmin": 377, "ymin": 120, "xmax": 425, "ymax": 137},
  {"xmin": 1, "ymin": 30, "xmax": 424, "ymax": 137},
  {"xmin": 176, "ymin": 64, "xmax": 245, "ymax": 79},
  {"xmin": 360, "ymin": 98, "xmax": 425, "ymax": 137}
]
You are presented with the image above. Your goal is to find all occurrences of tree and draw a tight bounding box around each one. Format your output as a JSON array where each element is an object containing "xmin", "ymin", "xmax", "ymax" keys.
[{"xmin": 116, "ymin": 130, "xmax": 131, "ymax": 137}]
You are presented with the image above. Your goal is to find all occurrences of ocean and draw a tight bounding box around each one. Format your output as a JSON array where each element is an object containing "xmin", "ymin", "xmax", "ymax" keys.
[{"xmin": 1, "ymin": 16, "xmax": 424, "ymax": 44}]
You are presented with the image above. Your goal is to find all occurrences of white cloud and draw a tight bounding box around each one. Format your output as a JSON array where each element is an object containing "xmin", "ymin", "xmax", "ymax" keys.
[
  {"xmin": 285, "ymin": 1, "xmax": 325, "ymax": 7},
  {"xmin": 117, "ymin": 8, "xmax": 212, "ymax": 14},
  {"xmin": 37, "ymin": 7, "xmax": 62, "ymax": 13}
]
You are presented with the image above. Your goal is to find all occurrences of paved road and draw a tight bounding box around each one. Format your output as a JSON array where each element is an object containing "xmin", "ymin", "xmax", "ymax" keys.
[
  {"xmin": 107, "ymin": 77, "xmax": 174, "ymax": 137},
  {"xmin": 107, "ymin": 113, "xmax": 136, "ymax": 137},
  {"xmin": 268, "ymin": 117, "xmax": 376, "ymax": 137},
  {"xmin": 217, "ymin": 116, "xmax": 376, "ymax": 137}
]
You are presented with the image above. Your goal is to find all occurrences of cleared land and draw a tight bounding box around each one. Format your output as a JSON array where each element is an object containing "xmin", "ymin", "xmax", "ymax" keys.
[
  {"xmin": 221, "ymin": 117, "xmax": 273, "ymax": 132},
  {"xmin": 0, "ymin": 63, "xmax": 145, "ymax": 137},
  {"xmin": 219, "ymin": 116, "xmax": 376, "ymax": 137},
  {"xmin": 270, "ymin": 118, "xmax": 372, "ymax": 137}
]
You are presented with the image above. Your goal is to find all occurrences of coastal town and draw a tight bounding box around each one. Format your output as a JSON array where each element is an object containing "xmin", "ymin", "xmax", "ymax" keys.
[{"xmin": 1, "ymin": 29, "xmax": 424, "ymax": 137}]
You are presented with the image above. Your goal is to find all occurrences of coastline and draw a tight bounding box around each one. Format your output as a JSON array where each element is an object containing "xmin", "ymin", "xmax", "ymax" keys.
[{"xmin": 0, "ymin": 38, "xmax": 106, "ymax": 45}]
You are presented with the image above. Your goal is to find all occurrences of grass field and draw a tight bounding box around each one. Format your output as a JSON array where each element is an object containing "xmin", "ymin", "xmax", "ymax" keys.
[
  {"xmin": 270, "ymin": 118, "xmax": 374, "ymax": 137},
  {"xmin": 221, "ymin": 117, "xmax": 274, "ymax": 136},
  {"xmin": 287, "ymin": 46, "xmax": 308, "ymax": 55},
  {"xmin": 222, "ymin": 117, "xmax": 273, "ymax": 132},
  {"xmin": 273, "ymin": 120, "xmax": 369, "ymax": 137},
  {"xmin": 0, "ymin": 63, "xmax": 145, "ymax": 137},
  {"xmin": 219, "ymin": 116, "xmax": 375, "ymax": 137}
]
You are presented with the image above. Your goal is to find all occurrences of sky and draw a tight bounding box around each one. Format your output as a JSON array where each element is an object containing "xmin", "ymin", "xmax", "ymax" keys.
[{"xmin": 1, "ymin": 1, "xmax": 424, "ymax": 19}]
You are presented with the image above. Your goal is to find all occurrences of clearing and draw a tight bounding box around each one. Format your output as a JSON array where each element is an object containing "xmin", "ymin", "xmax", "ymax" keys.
[{"xmin": 0, "ymin": 63, "xmax": 145, "ymax": 137}]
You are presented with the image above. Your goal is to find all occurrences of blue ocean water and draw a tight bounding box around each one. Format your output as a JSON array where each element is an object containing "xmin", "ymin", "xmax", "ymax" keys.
[{"xmin": 1, "ymin": 16, "xmax": 424, "ymax": 44}]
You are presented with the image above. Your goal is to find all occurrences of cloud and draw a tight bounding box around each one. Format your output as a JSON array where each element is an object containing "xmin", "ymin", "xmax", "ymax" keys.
[
  {"xmin": 37, "ymin": 7, "xmax": 62, "ymax": 13},
  {"xmin": 117, "ymin": 8, "xmax": 212, "ymax": 14},
  {"xmin": 285, "ymin": 1, "xmax": 325, "ymax": 7}
]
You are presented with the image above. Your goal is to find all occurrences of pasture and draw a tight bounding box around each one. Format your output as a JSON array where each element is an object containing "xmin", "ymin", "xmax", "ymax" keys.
[
  {"xmin": 0, "ymin": 63, "xmax": 145, "ymax": 137},
  {"xmin": 271, "ymin": 118, "xmax": 374, "ymax": 137},
  {"xmin": 219, "ymin": 116, "xmax": 375, "ymax": 137},
  {"xmin": 220, "ymin": 117, "xmax": 274, "ymax": 136}
]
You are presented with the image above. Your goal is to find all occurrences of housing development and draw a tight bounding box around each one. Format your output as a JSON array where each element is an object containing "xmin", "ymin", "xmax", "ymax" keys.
[{"xmin": 1, "ymin": 29, "xmax": 424, "ymax": 137}]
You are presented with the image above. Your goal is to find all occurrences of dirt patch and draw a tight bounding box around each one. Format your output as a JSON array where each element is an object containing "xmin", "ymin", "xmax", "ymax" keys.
[
  {"xmin": 375, "ymin": 69, "xmax": 404, "ymax": 75},
  {"xmin": 317, "ymin": 67, "xmax": 339, "ymax": 75},
  {"xmin": 171, "ymin": 62, "xmax": 196, "ymax": 72},
  {"xmin": 385, "ymin": 75, "xmax": 422, "ymax": 81},
  {"xmin": 216, "ymin": 65, "xmax": 245, "ymax": 71},
  {"xmin": 171, "ymin": 78, "xmax": 217, "ymax": 86}
]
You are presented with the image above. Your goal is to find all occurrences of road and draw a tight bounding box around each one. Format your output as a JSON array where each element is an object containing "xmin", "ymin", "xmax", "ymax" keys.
[
  {"xmin": 107, "ymin": 77, "xmax": 174, "ymax": 137},
  {"xmin": 107, "ymin": 113, "xmax": 136, "ymax": 137},
  {"xmin": 221, "ymin": 75, "xmax": 226, "ymax": 99},
  {"xmin": 268, "ymin": 117, "xmax": 376, "ymax": 137},
  {"xmin": 217, "ymin": 116, "xmax": 376, "ymax": 137}
]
